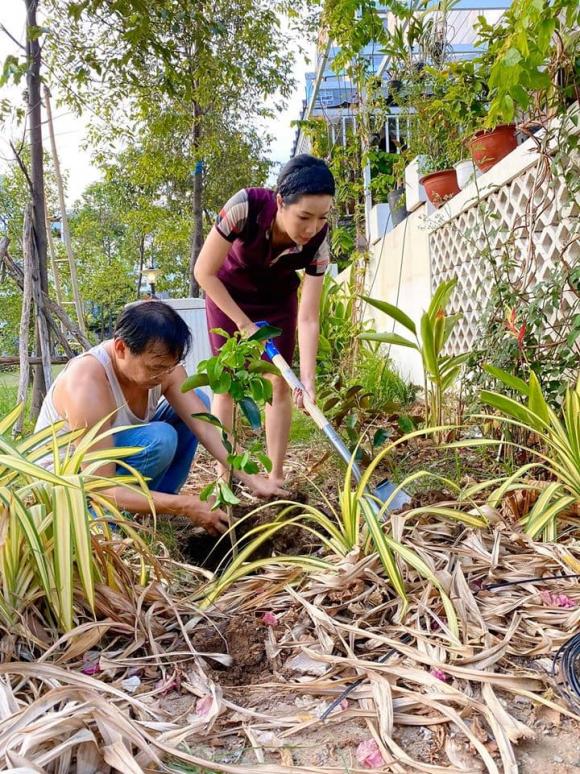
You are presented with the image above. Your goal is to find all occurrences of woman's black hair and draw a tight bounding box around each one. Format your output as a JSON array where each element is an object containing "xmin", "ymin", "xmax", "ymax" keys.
[
  {"xmin": 114, "ymin": 300, "xmax": 192, "ymax": 361},
  {"xmin": 276, "ymin": 154, "xmax": 335, "ymax": 204}
]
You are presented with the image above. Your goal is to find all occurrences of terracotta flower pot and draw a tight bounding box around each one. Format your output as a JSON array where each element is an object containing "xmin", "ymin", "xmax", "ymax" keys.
[
  {"xmin": 468, "ymin": 124, "xmax": 518, "ymax": 173},
  {"xmin": 419, "ymin": 169, "xmax": 460, "ymax": 208}
]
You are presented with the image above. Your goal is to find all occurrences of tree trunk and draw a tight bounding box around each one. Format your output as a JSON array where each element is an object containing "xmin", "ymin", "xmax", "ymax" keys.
[
  {"xmin": 189, "ymin": 102, "xmax": 203, "ymax": 297},
  {"xmin": 136, "ymin": 234, "xmax": 145, "ymax": 298},
  {"xmin": 14, "ymin": 207, "xmax": 34, "ymax": 435},
  {"xmin": 0, "ymin": 236, "xmax": 89, "ymax": 356},
  {"xmin": 25, "ymin": 0, "xmax": 51, "ymax": 415}
]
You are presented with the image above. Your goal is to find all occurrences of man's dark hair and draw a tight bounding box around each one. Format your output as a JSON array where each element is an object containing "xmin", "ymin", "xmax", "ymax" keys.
[
  {"xmin": 276, "ymin": 154, "xmax": 335, "ymax": 205},
  {"xmin": 114, "ymin": 300, "xmax": 192, "ymax": 361}
]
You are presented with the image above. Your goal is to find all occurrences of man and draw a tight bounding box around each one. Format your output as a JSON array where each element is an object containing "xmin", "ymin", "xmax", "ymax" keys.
[{"xmin": 35, "ymin": 300, "xmax": 285, "ymax": 535}]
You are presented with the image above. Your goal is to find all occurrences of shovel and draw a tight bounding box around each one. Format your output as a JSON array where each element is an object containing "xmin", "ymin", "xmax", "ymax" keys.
[{"xmin": 255, "ymin": 322, "xmax": 411, "ymax": 514}]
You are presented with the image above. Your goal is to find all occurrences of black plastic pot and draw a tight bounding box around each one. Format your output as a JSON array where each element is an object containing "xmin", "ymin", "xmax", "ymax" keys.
[{"xmin": 387, "ymin": 186, "xmax": 408, "ymax": 227}]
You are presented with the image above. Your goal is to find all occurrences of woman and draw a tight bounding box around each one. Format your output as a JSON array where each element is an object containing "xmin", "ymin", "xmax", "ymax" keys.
[{"xmin": 194, "ymin": 154, "xmax": 335, "ymax": 487}]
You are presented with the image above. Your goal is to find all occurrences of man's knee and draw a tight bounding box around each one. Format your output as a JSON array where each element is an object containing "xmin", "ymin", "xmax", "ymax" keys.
[{"xmin": 142, "ymin": 421, "xmax": 179, "ymax": 465}]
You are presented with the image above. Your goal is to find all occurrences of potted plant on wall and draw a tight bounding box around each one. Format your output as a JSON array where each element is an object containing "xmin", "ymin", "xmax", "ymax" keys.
[
  {"xmin": 468, "ymin": 123, "xmax": 518, "ymax": 172},
  {"xmin": 406, "ymin": 71, "xmax": 463, "ymax": 208},
  {"xmin": 463, "ymin": 27, "xmax": 518, "ymax": 171},
  {"xmin": 442, "ymin": 60, "xmax": 489, "ymax": 187}
]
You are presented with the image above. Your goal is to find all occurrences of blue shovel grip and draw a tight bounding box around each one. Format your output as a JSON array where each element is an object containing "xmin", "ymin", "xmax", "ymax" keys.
[{"xmin": 255, "ymin": 320, "xmax": 280, "ymax": 361}]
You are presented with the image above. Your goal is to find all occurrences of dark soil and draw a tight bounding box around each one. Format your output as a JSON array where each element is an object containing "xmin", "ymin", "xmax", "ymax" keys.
[
  {"xmin": 190, "ymin": 612, "xmax": 270, "ymax": 686},
  {"xmin": 184, "ymin": 490, "xmax": 316, "ymax": 572}
]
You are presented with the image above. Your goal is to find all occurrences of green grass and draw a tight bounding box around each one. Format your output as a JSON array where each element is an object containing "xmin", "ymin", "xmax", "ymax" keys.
[
  {"xmin": 289, "ymin": 406, "xmax": 318, "ymax": 443},
  {"xmin": 356, "ymin": 346, "xmax": 418, "ymax": 410},
  {"xmin": 0, "ymin": 365, "xmax": 66, "ymax": 431},
  {"xmin": 0, "ymin": 381, "xmax": 18, "ymax": 416}
]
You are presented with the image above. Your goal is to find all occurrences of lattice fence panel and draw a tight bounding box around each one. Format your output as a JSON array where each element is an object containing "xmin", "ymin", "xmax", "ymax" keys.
[{"xmin": 429, "ymin": 159, "xmax": 579, "ymax": 356}]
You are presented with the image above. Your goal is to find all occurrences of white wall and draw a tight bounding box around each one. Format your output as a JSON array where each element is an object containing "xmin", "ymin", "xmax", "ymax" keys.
[{"xmin": 339, "ymin": 204, "xmax": 431, "ymax": 385}]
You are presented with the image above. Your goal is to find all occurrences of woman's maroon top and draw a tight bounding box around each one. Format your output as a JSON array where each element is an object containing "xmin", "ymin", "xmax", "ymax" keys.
[{"xmin": 205, "ymin": 187, "xmax": 329, "ymax": 361}]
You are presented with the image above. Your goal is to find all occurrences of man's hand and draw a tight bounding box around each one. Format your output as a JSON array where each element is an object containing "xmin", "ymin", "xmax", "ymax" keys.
[
  {"xmin": 175, "ymin": 494, "xmax": 229, "ymax": 535},
  {"xmin": 245, "ymin": 474, "xmax": 287, "ymax": 499},
  {"xmin": 294, "ymin": 376, "xmax": 316, "ymax": 411}
]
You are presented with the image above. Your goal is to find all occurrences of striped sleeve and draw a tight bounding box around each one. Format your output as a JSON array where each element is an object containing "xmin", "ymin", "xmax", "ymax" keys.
[
  {"xmin": 305, "ymin": 236, "xmax": 330, "ymax": 276},
  {"xmin": 215, "ymin": 189, "xmax": 249, "ymax": 242}
]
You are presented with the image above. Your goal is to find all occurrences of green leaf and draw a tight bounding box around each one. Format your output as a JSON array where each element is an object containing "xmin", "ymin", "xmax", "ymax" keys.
[
  {"xmin": 323, "ymin": 396, "xmax": 341, "ymax": 411},
  {"xmin": 248, "ymin": 325, "xmax": 283, "ymax": 342},
  {"xmin": 239, "ymin": 397, "xmax": 262, "ymax": 430},
  {"xmin": 527, "ymin": 371, "xmax": 550, "ymax": 427},
  {"xmin": 217, "ymin": 481, "xmax": 240, "ymax": 506},
  {"xmin": 250, "ymin": 379, "xmax": 265, "ymax": 402},
  {"xmin": 420, "ymin": 313, "xmax": 438, "ymax": 378},
  {"xmin": 191, "ymin": 412, "xmax": 224, "ymax": 429},
  {"xmin": 537, "ymin": 18, "xmax": 556, "ymax": 51},
  {"xmin": 199, "ymin": 481, "xmax": 217, "ymax": 501},
  {"xmin": 255, "ymin": 451, "xmax": 273, "ymax": 473},
  {"xmin": 398, "ymin": 415, "xmax": 414, "ymax": 434},
  {"xmin": 361, "ymin": 295, "xmax": 416, "ymax": 334},
  {"xmin": 428, "ymin": 279, "xmax": 457, "ymax": 321},
  {"xmin": 248, "ymin": 361, "xmax": 280, "ymax": 376},
  {"xmin": 373, "ymin": 428, "xmax": 391, "ymax": 448},
  {"xmin": 213, "ymin": 371, "xmax": 232, "ymax": 394},
  {"xmin": 359, "ymin": 332, "xmax": 418, "ymax": 349},
  {"xmin": 480, "ymin": 391, "xmax": 542, "ymax": 430},
  {"xmin": 503, "ymin": 47, "xmax": 522, "ymax": 66},
  {"xmin": 483, "ymin": 365, "xmax": 530, "ymax": 396},
  {"xmin": 209, "ymin": 327, "xmax": 231, "ymax": 339}
]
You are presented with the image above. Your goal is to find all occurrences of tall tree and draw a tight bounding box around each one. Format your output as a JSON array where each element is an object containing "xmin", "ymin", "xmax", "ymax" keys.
[
  {"xmin": 25, "ymin": 0, "xmax": 51, "ymax": 414},
  {"xmin": 46, "ymin": 0, "xmax": 312, "ymax": 294}
]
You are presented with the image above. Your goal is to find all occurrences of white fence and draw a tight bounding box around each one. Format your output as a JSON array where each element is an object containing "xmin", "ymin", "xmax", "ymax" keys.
[
  {"xmin": 163, "ymin": 298, "xmax": 212, "ymax": 396},
  {"xmin": 427, "ymin": 133, "xmax": 578, "ymax": 356}
]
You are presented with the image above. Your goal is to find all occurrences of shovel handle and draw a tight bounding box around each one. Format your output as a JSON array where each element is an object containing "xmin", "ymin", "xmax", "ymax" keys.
[{"xmin": 254, "ymin": 321, "xmax": 363, "ymax": 482}]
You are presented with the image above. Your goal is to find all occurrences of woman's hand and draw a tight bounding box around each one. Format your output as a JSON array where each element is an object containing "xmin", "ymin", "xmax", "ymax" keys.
[
  {"xmin": 294, "ymin": 375, "xmax": 316, "ymax": 411},
  {"xmin": 238, "ymin": 320, "xmax": 259, "ymax": 338},
  {"xmin": 245, "ymin": 474, "xmax": 288, "ymax": 499}
]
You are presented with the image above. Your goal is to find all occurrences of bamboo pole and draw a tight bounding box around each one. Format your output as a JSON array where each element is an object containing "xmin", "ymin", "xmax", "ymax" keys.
[
  {"xmin": 44, "ymin": 85, "xmax": 87, "ymax": 336},
  {"xmin": 45, "ymin": 202, "xmax": 63, "ymax": 305}
]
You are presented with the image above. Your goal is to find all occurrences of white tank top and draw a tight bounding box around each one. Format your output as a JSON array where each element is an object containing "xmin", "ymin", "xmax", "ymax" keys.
[{"xmin": 35, "ymin": 342, "xmax": 162, "ymax": 435}]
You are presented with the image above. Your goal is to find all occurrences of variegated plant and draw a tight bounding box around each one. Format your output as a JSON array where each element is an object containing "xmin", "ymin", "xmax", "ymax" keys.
[
  {"xmin": 360, "ymin": 278, "xmax": 470, "ymax": 432},
  {"xmin": 452, "ymin": 368, "xmax": 580, "ymax": 541},
  {"xmin": 0, "ymin": 404, "xmax": 159, "ymax": 632},
  {"xmin": 200, "ymin": 426, "xmax": 488, "ymax": 638}
]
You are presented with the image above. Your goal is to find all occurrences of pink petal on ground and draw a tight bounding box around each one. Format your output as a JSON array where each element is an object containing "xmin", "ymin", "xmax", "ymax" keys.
[
  {"xmin": 195, "ymin": 694, "xmax": 213, "ymax": 717},
  {"xmin": 81, "ymin": 663, "xmax": 101, "ymax": 676},
  {"xmin": 261, "ymin": 611, "xmax": 279, "ymax": 627},
  {"xmin": 81, "ymin": 652, "xmax": 101, "ymax": 675},
  {"xmin": 356, "ymin": 739, "xmax": 384, "ymax": 768},
  {"xmin": 430, "ymin": 667, "xmax": 450, "ymax": 682},
  {"xmin": 540, "ymin": 590, "xmax": 576, "ymax": 608}
]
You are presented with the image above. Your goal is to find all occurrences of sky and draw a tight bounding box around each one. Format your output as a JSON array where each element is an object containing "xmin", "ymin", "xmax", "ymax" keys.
[{"xmin": 0, "ymin": 4, "xmax": 310, "ymax": 206}]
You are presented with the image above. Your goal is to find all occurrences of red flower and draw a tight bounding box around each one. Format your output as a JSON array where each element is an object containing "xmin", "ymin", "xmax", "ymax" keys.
[{"xmin": 505, "ymin": 308, "xmax": 526, "ymax": 350}]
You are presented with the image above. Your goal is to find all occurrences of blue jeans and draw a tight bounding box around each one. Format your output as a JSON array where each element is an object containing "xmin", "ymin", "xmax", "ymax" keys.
[{"xmin": 114, "ymin": 391, "xmax": 210, "ymax": 494}]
